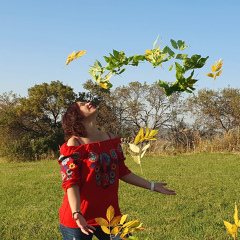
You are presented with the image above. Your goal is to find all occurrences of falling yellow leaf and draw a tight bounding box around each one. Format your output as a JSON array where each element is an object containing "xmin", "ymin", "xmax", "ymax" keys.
[
  {"xmin": 98, "ymin": 82, "xmax": 109, "ymax": 89},
  {"xmin": 148, "ymin": 129, "xmax": 158, "ymax": 138},
  {"xmin": 120, "ymin": 214, "xmax": 128, "ymax": 225},
  {"xmin": 131, "ymin": 155, "xmax": 141, "ymax": 164},
  {"xmin": 207, "ymin": 58, "xmax": 223, "ymax": 81},
  {"xmin": 206, "ymin": 73, "xmax": 214, "ymax": 78},
  {"xmin": 142, "ymin": 143, "xmax": 150, "ymax": 152},
  {"xmin": 95, "ymin": 217, "xmax": 108, "ymax": 226},
  {"xmin": 234, "ymin": 202, "xmax": 239, "ymax": 226},
  {"xmin": 144, "ymin": 125, "xmax": 150, "ymax": 138},
  {"xmin": 123, "ymin": 220, "xmax": 140, "ymax": 228},
  {"xmin": 211, "ymin": 59, "xmax": 223, "ymax": 72},
  {"xmin": 224, "ymin": 221, "xmax": 237, "ymax": 239},
  {"xmin": 110, "ymin": 216, "xmax": 122, "ymax": 227},
  {"xmin": 101, "ymin": 226, "xmax": 111, "ymax": 235},
  {"xmin": 129, "ymin": 143, "xmax": 140, "ymax": 153},
  {"xmin": 106, "ymin": 205, "xmax": 115, "ymax": 222},
  {"xmin": 66, "ymin": 50, "xmax": 86, "ymax": 65},
  {"xmin": 111, "ymin": 226, "xmax": 120, "ymax": 235},
  {"xmin": 134, "ymin": 127, "xmax": 144, "ymax": 144},
  {"xmin": 215, "ymin": 69, "xmax": 223, "ymax": 77}
]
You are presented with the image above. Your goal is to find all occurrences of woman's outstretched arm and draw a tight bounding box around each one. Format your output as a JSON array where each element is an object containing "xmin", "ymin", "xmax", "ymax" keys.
[
  {"xmin": 120, "ymin": 172, "xmax": 176, "ymax": 195},
  {"xmin": 67, "ymin": 185, "xmax": 96, "ymax": 234}
]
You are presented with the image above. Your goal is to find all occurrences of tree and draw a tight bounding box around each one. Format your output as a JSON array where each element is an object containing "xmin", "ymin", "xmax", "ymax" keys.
[
  {"xmin": 17, "ymin": 80, "xmax": 76, "ymax": 137},
  {"xmin": 110, "ymin": 81, "xmax": 182, "ymax": 137},
  {"xmin": 187, "ymin": 88, "xmax": 240, "ymax": 133},
  {"xmin": 0, "ymin": 81, "xmax": 76, "ymax": 161}
]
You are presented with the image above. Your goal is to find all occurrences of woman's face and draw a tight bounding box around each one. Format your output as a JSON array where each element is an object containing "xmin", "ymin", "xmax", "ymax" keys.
[{"xmin": 77, "ymin": 102, "xmax": 98, "ymax": 118}]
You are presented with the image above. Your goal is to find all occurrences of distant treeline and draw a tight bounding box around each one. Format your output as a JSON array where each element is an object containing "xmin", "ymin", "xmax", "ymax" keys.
[{"xmin": 0, "ymin": 80, "xmax": 239, "ymax": 162}]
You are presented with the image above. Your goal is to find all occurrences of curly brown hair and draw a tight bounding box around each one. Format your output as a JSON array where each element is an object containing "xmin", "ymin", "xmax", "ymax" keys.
[{"xmin": 62, "ymin": 102, "xmax": 87, "ymax": 141}]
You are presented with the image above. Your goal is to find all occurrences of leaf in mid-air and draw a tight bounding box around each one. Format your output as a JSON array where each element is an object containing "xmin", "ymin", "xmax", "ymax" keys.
[
  {"xmin": 131, "ymin": 155, "xmax": 141, "ymax": 164},
  {"xmin": 129, "ymin": 143, "xmax": 140, "ymax": 153},
  {"xmin": 106, "ymin": 205, "xmax": 115, "ymax": 222},
  {"xmin": 224, "ymin": 221, "xmax": 237, "ymax": 239},
  {"xmin": 66, "ymin": 50, "xmax": 86, "ymax": 65},
  {"xmin": 95, "ymin": 217, "xmax": 108, "ymax": 226},
  {"xmin": 206, "ymin": 73, "xmax": 214, "ymax": 78}
]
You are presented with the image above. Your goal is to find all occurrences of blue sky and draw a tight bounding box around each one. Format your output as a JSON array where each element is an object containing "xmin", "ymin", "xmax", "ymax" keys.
[{"xmin": 0, "ymin": 0, "xmax": 239, "ymax": 97}]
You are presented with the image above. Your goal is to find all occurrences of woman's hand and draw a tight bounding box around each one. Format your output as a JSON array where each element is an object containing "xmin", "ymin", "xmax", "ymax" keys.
[
  {"xmin": 154, "ymin": 182, "xmax": 176, "ymax": 195},
  {"xmin": 75, "ymin": 213, "xmax": 96, "ymax": 235}
]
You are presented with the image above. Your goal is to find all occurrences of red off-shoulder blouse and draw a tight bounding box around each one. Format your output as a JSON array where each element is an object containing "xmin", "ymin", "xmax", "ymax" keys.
[{"xmin": 58, "ymin": 137, "xmax": 131, "ymax": 228}]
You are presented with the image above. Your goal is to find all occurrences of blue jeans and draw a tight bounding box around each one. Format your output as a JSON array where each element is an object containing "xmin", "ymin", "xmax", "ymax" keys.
[{"xmin": 60, "ymin": 223, "xmax": 120, "ymax": 240}]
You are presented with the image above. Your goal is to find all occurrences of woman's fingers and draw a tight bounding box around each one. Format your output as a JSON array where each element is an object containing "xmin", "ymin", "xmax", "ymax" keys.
[
  {"xmin": 155, "ymin": 182, "xmax": 176, "ymax": 195},
  {"xmin": 76, "ymin": 220, "xmax": 96, "ymax": 235}
]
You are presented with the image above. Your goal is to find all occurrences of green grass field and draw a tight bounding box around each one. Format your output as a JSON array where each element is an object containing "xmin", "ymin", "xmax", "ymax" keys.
[{"xmin": 0, "ymin": 153, "xmax": 240, "ymax": 240}]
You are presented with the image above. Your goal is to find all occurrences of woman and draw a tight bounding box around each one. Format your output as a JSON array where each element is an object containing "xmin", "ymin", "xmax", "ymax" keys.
[{"xmin": 58, "ymin": 101, "xmax": 176, "ymax": 240}]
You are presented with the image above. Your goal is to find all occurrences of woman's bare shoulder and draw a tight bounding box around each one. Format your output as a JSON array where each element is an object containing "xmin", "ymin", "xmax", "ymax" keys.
[
  {"xmin": 67, "ymin": 137, "xmax": 81, "ymax": 146},
  {"xmin": 107, "ymin": 132, "xmax": 116, "ymax": 139}
]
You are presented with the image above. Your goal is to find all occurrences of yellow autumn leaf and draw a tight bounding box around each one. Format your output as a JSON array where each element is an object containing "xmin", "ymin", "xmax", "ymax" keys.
[
  {"xmin": 120, "ymin": 214, "xmax": 128, "ymax": 225},
  {"xmin": 206, "ymin": 73, "xmax": 215, "ymax": 78},
  {"xmin": 122, "ymin": 219, "xmax": 140, "ymax": 228},
  {"xmin": 145, "ymin": 49, "xmax": 152, "ymax": 55},
  {"xmin": 148, "ymin": 129, "xmax": 158, "ymax": 138},
  {"xmin": 131, "ymin": 155, "xmax": 141, "ymax": 164},
  {"xmin": 211, "ymin": 59, "xmax": 223, "ymax": 72},
  {"xmin": 110, "ymin": 216, "xmax": 122, "ymax": 227},
  {"xmin": 140, "ymin": 149, "xmax": 147, "ymax": 158},
  {"xmin": 106, "ymin": 205, "xmax": 115, "ymax": 222},
  {"xmin": 215, "ymin": 69, "xmax": 223, "ymax": 77},
  {"xmin": 98, "ymin": 82, "xmax": 109, "ymax": 89},
  {"xmin": 129, "ymin": 143, "xmax": 140, "ymax": 153},
  {"xmin": 234, "ymin": 202, "xmax": 239, "ymax": 226},
  {"xmin": 134, "ymin": 134, "xmax": 141, "ymax": 145},
  {"xmin": 224, "ymin": 221, "xmax": 238, "ymax": 239},
  {"xmin": 95, "ymin": 217, "xmax": 108, "ymax": 226},
  {"xmin": 134, "ymin": 127, "xmax": 144, "ymax": 144},
  {"xmin": 120, "ymin": 228, "xmax": 130, "ymax": 239},
  {"xmin": 145, "ymin": 137, "xmax": 157, "ymax": 141},
  {"xmin": 144, "ymin": 125, "xmax": 150, "ymax": 139},
  {"xmin": 111, "ymin": 226, "xmax": 120, "ymax": 235},
  {"xmin": 142, "ymin": 143, "xmax": 150, "ymax": 152},
  {"xmin": 101, "ymin": 226, "xmax": 111, "ymax": 235},
  {"xmin": 66, "ymin": 50, "xmax": 86, "ymax": 65}
]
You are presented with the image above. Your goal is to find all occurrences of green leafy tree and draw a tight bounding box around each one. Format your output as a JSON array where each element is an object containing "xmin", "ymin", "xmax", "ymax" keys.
[
  {"xmin": 18, "ymin": 80, "xmax": 76, "ymax": 136},
  {"xmin": 187, "ymin": 88, "xmax": 240, "ymax": 133},
  {"xmin": 0, "ymin": 81, "xmax": 76, "ymax": 161}
]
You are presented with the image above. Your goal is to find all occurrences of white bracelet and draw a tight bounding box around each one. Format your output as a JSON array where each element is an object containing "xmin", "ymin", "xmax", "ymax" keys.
[{"xmin": 150, "ymin": 182, "xmax": 155, "ymax": 192}]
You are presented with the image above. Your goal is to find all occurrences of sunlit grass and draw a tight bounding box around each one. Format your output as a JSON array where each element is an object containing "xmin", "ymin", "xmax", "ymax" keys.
[{"xmin": 0, "ymin": 153, "xmax": 239, "ymax": 239}]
